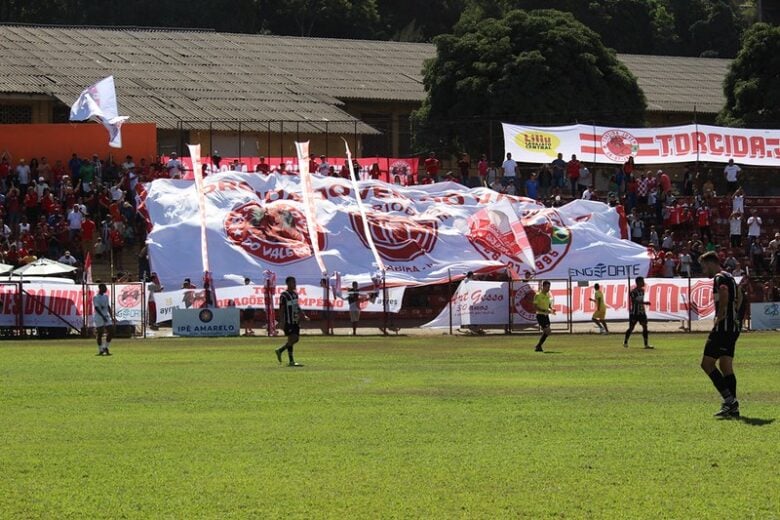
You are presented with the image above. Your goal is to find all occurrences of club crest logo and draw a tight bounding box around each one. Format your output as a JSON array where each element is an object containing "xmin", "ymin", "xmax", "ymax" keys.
[
  {"xmin": 119, "ymin": 285, "xmax": 141, "ymax": 307},
  {"xmin": 512, "ymin": 282, "xmax": 537, "ymax": 322},
  {"xmin": 601, "ymin": 130, "xmax": 639, "ymax": 162},
  {"xmin": 225, "ymin": 202, "xmax": 326, "ymax": 264},
  {"xmin": 199, "ymin": 309, "xmax": 213, "ymax": 323},
  {"xmin": 349, "ymin": 212, "xmax": 438, "ymax": 262},
  {"xmin": 466, "ymin": 207, "xmax": 529, "ymax": 268},
  {"xmin": 689, "ymin": 280, "xmax": 716, "ymax": 317},
  {"xmin": 520, "ymin": 209, "xmax": 572, "ymax": 275}
]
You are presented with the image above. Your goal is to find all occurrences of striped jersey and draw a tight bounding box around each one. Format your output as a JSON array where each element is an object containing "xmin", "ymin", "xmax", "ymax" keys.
[
  {"xmin": 713, "ymin": 271, "xmax": 740, "ymax": 333},
  {"xmin": 280, "ymin": 290, "xmax": 301, "ymax": 327},
  {"xmin": 629, "ymin": 287, "xmax": 646, "ymax": 317}
]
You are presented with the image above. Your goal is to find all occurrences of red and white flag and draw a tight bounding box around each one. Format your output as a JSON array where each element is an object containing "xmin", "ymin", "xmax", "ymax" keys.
[{"xmin": 84, "ymin": 252, "xmax": 93, "ymax": 284}]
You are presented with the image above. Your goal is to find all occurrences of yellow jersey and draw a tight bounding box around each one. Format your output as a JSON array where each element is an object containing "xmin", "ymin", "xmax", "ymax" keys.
[{"xmin": 533, "ymin": 292, "xmax": 553, "ymax": 314}]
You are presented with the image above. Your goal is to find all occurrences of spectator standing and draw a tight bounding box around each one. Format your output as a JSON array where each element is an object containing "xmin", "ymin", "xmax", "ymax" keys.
[
  {"xmin": 630, "ymin": 209, "xmax": 644, "ymax": 243},
  {"xmin": 566, "ymin": 154, "xmax": 581, "ymax": 197},
  {"xmin": 67, "ymin": 204, "xmax": 83, "ymax": 242},
  {"xmin": 732, "ymin": 187, "xmax": 745, "ymax": 214},
  {"xmin": 679, "ymin": 250, "xmax": 692, "ymax": 277},
  {"xmin": 538, "ymin": 165, "xmax": 552, "ymax": 199},
  {"xmin": 502, "ymin": 153, "xmax": 520, "ymax": 193},
  {"xmin": 477, "ymin": 155, "xmax": 488, "ymax": 186},
  {"xmin": 16, "ymin": 159, "xmax": 31, "ymax": 194},
  {"xmin": 661, "ymin": 229, "xmax": 674, "ymax": 251},
  {"xmin": 750, "ymin": 240, "xmax": 766, "ymax": 275},
  {"xmin": 747, "ymin": 209, "xmax": 762, "ymax": 250},
  {"xmin": 649, "ymin": 225, "xmax": 659, "ymax": 249},
  {"xmin": 697, "ymin": 205, "xmax": 712, "ymax": 242},
  {"xmin": 724, "ymin": 159, "xmax": 741, "ymax": 194},
  {"xmin": 317, "ymin": 155, "xmax": 330, "ymax": 176},
  {"xmin": 424, "ymin": 152, "xmax": 440, "ymax": 180},
  {"xmin": 68, "ymin": 153, "xmax": 81, "ymax": 184},
  {"xmin": 682, "ymin": 165, "xmax": 694, "ymax": 196},
  {"xmin": 525, "ymin": 173, "xmax": 539, "ymax": 200},
  {"xmin": 729, "ymin": 212, "xmax": 743, "ymax": 248},
  {"xmin": 485, "ymin": 161, "xmax": 499, "ymax": 188},
  {"xmin": 551, "ymin": 153, "xmax": 566, "ymax": 190},
  {"xmin": 166, "ymin": 152, "xmax": 183, "ymax": 179},
  {"xmin": 662, "ymin": 252, "xmax": 676, "ymax": 278}
]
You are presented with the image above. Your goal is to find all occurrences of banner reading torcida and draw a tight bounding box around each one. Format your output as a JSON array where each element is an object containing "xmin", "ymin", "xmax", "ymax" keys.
[{"xmin": 503, "ymin": 123, "xmax": 780, "ymax": 166}]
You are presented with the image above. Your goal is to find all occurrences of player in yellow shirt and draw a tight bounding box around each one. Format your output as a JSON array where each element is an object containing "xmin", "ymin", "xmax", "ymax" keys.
[
  {"xmin": 533, "ymin": 281, "xmax": 556, "ymax": 352},
  {"xmin": 590, "ymin": 283, "xmax": 609, "ymax": 334}
]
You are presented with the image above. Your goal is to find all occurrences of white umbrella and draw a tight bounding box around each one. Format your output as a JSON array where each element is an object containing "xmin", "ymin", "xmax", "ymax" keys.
[
  {"xmin": 12, "ymin": 258, "xmax": 77, "ymax": 276},
  {"xmin": 0, "ymin": 263, "xmax": 14, "ymax": 275}
]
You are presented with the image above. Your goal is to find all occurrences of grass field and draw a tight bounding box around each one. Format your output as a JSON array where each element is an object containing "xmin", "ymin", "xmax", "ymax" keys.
[{"xmin": 1, "ymin": 332, "xmax": 779, "ymax": 519}]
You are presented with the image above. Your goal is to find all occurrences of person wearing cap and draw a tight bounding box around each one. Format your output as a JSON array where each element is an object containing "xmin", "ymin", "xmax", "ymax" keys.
[{"xmin": 317, "ymin": 155, "xmax": 330, "ymax": 176}]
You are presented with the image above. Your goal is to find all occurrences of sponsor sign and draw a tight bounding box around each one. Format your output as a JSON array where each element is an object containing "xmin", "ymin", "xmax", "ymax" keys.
[
  {"xmin": 0, "ymin": 283, "xmax": 143, "ymax": 328},
  {"xmin": 173, "ymin": 308, "xmax": 240, "ymax": 337},
  {"xmin": 423, "ymin": 278, "xmax": 719, "ymax": 328},
  {"xmin": 154, "ymin": 284, "xmax": 405, "ymax": 323},
  {"xmin": 503, "ymin": 123, "xmax": 780, "ymax": 166},
  {"xmin": 750, "ymin": 302, "xmax": 780, "ymax": 331},
  {"xmin": 146, "ymin": 173, "xmax": 650, "ymax": 288}
]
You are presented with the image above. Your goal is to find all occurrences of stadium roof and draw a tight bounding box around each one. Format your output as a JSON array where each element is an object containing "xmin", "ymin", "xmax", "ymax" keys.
[{"xmin": 0, "ymin": 25, "xmax": 729, "ymax": 130}]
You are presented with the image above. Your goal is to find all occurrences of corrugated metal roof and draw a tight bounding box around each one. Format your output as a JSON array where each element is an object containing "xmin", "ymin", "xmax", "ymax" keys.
[{"xmin": 0, "ymin": 25, "xmax": 729, "ymax": 128}]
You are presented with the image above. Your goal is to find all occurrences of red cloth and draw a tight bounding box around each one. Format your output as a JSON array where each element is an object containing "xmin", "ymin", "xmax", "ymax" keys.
[
  {"xmin": 81, "ymin": 219, "xmax": 96, "ymax": 241},
  {"xmin": 567, "ymin": 160, "xmax": 580, "ymax": 179},
  {"xmin": 424, "ymin": 157, "xmax": 440, "ymax": 176},
  {"xmin": 697, "ymin": 208, "xmax": 710, "ymax": 227}
]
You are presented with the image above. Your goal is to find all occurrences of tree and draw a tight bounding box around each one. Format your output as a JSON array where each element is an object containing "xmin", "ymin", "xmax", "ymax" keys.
[
  {"xmin": 375, "ymin": 0, "xmax": 465, "ymax": 41},
  {"xmin": 689, "ymin": 0, "xmax": 741, "ymax": 57},
  {"xmin": 259, "ymin": 0, "xmax": 379, "ymax": 38},
  {"xmin": 718, "ymin": 23, "xmax": 780, "ymax": 128},
  {"xmin": 412, "ymin": 9, "xmax": 646, "ymax": 156}
]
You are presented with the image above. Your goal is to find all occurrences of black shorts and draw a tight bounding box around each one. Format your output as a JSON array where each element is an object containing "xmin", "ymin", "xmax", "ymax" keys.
[
  {"xmin": 536, "ymin": 314, "xmax": 550, "ymax": 328},
  {"xmin": 703, "ymin": 331, "xmax": 738, "ymax": 359},
  {"xmin": 284, "ymin": 324, "xmax": 300, "ymax": 337},
  {"xmin": 629, "ymin": 315, "xmax": 647, "ymax": 326}
]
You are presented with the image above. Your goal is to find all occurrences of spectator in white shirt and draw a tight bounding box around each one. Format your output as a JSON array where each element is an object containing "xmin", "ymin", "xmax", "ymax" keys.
[
  {"xmin": 582, "ymin": 186, "xmax": 595, "ymax": 200},
  {"xmin": 16, "ymin": 159, "xmax": 31, "ymax": 191},
  {"xmin": 67, "ymin": 204, "xmax": 83, "ymax": 241},
  {"xmin": 166, "ymin": 152, "xmax": 183, "ymax": 179},
  {"xmin": 34, "ymin": 177, "xmax": 49, "ymax": 199},
  {"xmin": 630, "ymin": 210, "xmax": 645, "ymax": 243},
  {"xmin": 724, "ymin": 159, "xmax": 741, "ymax": 193},
  {"xmin": 317, "ymin": 155, "xmax": 330, "ymax": 176},
  {"xmin": 678, "ymin": 250, "xmax": 692, "ymax": 278},
  {"xmin": 661, "ymin": 230, "xmax": 674, "ymax": 251},
  {"xmin": 501, "ymin": 153, "xmax": 519, "ymax": 193},
  {"xmin": 729, "ymin": 212, "xmax": 742, "ymax": 248},
  {"xmin": 747, "ymin": 209, "xmax": 762, "ymax": 247},
  {"xmin": 122, "ymin": 155, "xmax": 135, "ymax": 173},
  {"xmin": 732, "ymin": 187, "xmax": 744, "ymax": 214}
]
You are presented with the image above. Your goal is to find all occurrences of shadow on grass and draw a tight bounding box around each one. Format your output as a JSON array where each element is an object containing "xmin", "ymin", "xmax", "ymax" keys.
[{"xmin": 737, "ymin": 416, "xmax": 775, "ymax": 426}]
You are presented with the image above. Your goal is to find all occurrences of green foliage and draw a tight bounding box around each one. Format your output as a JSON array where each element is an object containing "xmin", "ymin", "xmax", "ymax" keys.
[
  {"xmin": 719, "ymin": 23, "xmax": 780, "ymax": 128},
  {"xmin": 1, "ymin": 334, "xmax": 778, "ymax": 517},
  {"xmin": 259, "ymin": 0, "xmax": 379, "ymax": 38},
  {"xmin": 413, "ymin": 9, "xmax": 646, "ymax": 155},
  {"xmin": 375, "ymin": 0, "xmax": 466, "ymax": 42}
]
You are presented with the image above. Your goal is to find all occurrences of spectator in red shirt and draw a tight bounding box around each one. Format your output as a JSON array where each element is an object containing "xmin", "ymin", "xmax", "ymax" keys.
[
  {"xmin": 6, "ymin": 187, "xmax": 20, "ymax": 228},
  {"xmin": 82, "ymin": 216, "xmax": 97, "ymax": 257},
  {"xmin": 23, "ymin": 186, "xmax": 38, "ymax": 224},
  {"xmin": 0, "ymin": 155, "xmax": 10, "ymax": 191},
  {"xmin": 255, "ymin": 156, "xmax": 270, "ymax": 174},
  {"xmin": 424, "ymin": 152, "xmax": 440, "ymax": 179},
  {"xmin": 477, "ymin": 154, "xmax": 488, "ymax": 186},
  {"xmin": 109, "ymin": 225, "xmax": 124, "ymax": 269},
  {"xmin": 697, "ymin": 205, "xmax": 712, "ymax": 242},
  {"xmin": 566, "ymin": 154, "xmax": 581, "ymax": 197}
]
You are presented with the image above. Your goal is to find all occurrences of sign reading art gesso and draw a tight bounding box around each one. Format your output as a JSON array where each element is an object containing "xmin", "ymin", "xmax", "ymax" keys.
[
  {"xmin": 503, "ymin": 123, "xmax": 780, "ymax": 166},
  {"xmin": 172, "ymin": 308, "xmax": 240, "ymax": 337}
]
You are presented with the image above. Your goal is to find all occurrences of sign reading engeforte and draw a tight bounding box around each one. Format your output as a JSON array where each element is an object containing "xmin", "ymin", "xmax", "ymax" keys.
[{"xmin": 172, "ymin": 308, "xmax": 240, "ymax": 337}]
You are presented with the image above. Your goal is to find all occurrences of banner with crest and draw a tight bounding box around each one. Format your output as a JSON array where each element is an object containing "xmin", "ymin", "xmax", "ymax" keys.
[{"xmin": 144, "ymin": 173, "xmax": 650, "ymax": 288}]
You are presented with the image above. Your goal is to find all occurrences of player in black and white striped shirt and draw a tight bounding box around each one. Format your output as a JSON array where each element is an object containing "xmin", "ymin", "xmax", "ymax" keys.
[
  {"xmin": 274, "ymin": 276, "xmax": 308, "ymax": 367},
  {"xmin": 699, "ymin": 252, "xmax": 743, "ymax": 418}
]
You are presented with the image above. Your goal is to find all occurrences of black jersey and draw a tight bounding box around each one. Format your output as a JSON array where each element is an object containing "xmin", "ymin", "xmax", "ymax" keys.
[
  {"xmin": 629, "ymin": 287, "xmax": 646, "ymax": 317},
  {"xmin": 280, "ymin": 290, "xmax": 301, "ymax": 327},
  {"xmin": 347, "ymin": 289, "xmax": 359, "ymax": 305},
  {"xmin": 713, "ymin": 272, "xmax": 740, "ymax": 333}
]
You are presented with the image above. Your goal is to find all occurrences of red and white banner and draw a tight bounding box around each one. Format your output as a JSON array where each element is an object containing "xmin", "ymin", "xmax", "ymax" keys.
[
  {"xmin": 503, "ymin": 123, "xmax": 780, "ymax": 166},
  {"xmin": 0, "ymin": 283, "xmax": 143, "ymax": 328},
  {"xmin": 153, "ymin": 284, "xmax": 405, "ymax": 323},
  {"xmin": 145, "ymin": 173, "xmax": 650, "ymax": 288},
  {"xmin": 424, "ymin": 278, "xmax": 718, "ymax": 328}
]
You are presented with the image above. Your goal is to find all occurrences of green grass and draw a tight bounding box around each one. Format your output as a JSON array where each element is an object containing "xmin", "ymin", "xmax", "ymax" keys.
[{"xmin": 1, "ymin": 333, "xmax": 779, "ymax": 519}]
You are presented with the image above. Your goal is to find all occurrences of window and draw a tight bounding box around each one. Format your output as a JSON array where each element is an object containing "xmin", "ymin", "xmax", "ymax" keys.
[{"xmin": 0, "ymin": 105, "xmax": 33, "ymax": 124}]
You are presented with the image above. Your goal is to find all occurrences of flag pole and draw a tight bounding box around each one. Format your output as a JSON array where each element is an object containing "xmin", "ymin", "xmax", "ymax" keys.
[{"xmin": 295, "ymin": 141, "xmax": 328, "ymax": 278}]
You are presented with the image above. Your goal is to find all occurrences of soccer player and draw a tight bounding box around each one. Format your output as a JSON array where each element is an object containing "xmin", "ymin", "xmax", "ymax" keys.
[
  {"xmin": 93, "ymin": 283, "xmax": 115, "ymax": 356},
  {"xmin": 623, "ymin": 276, "xmax": 653, "ymax": 349},
  {"xmin": 274, "ymin": 276, "xmax": 308, "ymax": 367},
  {"xmin": 590, "ymin": 283, "xmax": 608, "ymax": 334},
  {"xmin": 699, "ymin": 252, "xmax": 742, "ymax": 418},
  {"xmin": 533, "ymin": 281, "xmax": 555, "ymax": 352}
]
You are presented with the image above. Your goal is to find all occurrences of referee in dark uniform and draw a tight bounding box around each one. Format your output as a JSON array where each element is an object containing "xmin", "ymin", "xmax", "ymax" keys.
[
  {"xmin": 699, "ymin": 252, "xmax": 742, "ymax": 418},
  {"xmin": 274, "ymin": 276, "xmax": 308, "ymax": 367}
]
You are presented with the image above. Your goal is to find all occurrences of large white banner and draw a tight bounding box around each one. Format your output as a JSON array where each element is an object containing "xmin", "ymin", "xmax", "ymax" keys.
[
  {"xmin": 145, "ymin": 173, "xmax": 650, "ymax": 288},
  {"xmin": 424, "ymin": 278, "xmax": 719, "ymax": 328},
  {"xmin": 153, "ymin": 284, "xmax": 405, "ymax": 323},
  {"xmin": 503, "ymin": 123, "xmax": 780, "ymax": 166},
  {"xmin": 750, "ymin": 302, "xmax": 780, "ymax": 330},
  {"xmin": 0, "ymin": 283, "xmax": 143, "ymax": 328}
]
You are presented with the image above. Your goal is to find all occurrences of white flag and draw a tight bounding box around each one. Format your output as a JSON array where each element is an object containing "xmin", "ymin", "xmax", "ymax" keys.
[{"xmin": 70, "ymin": 76, "xmax": 130, "ymax": 148}]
